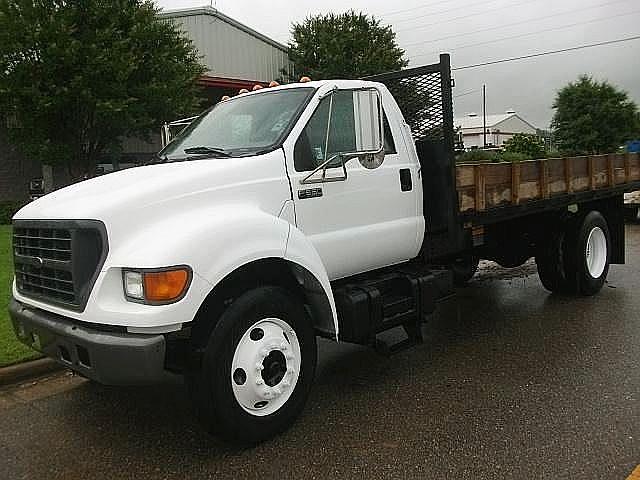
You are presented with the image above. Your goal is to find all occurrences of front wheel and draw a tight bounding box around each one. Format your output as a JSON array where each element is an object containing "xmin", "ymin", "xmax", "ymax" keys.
[{"xmin": 189, "ymin": 286, "xmax": 317, "ymax": 444}]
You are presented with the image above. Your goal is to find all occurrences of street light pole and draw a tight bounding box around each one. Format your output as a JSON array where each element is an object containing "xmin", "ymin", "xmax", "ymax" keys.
[{"xmin": 483, "ymin": 84, "xmax": 487, "ymax": 149}]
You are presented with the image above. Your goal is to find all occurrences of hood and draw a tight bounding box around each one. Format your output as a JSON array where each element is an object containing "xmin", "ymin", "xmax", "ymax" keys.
[{"xmin": 14, "ymin": 150, "xmax": 292, "ymax": 227}]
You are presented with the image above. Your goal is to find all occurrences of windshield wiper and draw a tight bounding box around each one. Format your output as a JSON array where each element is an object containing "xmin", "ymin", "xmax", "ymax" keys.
[
  {"xmin": 183, "ymin": 146, "xmax": 231, "ymax": 157},
  {"xmin": 148, "ymin": 152, "xmax": 168, "ymax": 164}
]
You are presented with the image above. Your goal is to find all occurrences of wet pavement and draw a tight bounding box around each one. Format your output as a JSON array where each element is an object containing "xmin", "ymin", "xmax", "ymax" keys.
[{"xmin": 1, "ymin": 225, "xmax": 639, "ymax": 479}]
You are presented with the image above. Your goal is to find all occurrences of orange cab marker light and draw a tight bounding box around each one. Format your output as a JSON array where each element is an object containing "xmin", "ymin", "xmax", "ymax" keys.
[{"xmin": 143, "ymin": 269, "xmax": 190, "ymax": 302}]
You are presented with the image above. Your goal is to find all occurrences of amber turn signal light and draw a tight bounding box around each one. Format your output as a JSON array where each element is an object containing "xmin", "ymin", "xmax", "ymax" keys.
[{"xmin": 143, "ymin": 269, "xmax": 190, "ymax": 302}]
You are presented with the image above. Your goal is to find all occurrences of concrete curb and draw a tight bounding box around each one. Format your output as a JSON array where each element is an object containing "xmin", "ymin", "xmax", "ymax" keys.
[{"xmin": 0, "ymin": 358, "xmax": 65, "ymax": 387}]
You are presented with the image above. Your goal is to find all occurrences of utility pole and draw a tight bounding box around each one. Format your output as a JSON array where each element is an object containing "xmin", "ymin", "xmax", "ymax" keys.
[{"xmin": 482, "ymin": 84, "xmax": 487, "ymax": 149}]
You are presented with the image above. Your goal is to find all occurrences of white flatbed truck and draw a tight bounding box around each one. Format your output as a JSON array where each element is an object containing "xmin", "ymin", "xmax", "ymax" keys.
[{"xmin": 9, "ymin": 55, "xmax": 640, "ymax": 443}]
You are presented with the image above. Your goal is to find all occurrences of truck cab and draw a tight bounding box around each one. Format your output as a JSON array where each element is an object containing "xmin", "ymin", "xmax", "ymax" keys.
[{"xmin": 10, "ymin": 74, "xmax": 438, "ymax": 441}]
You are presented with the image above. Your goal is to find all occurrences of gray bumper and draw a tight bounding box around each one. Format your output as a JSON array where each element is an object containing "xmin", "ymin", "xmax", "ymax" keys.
[{"xmin": 9, "ymin": 298, "xmax": 167, "ymax": 385}]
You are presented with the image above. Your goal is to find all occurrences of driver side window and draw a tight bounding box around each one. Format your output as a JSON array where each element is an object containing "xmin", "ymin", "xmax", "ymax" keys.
[{"xmin": 294, "ymin": 90, "xmax": 357, "ymax": 172}]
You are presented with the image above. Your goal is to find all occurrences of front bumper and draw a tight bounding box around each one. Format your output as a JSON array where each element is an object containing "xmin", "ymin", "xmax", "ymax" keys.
[{"xmin": 9, "ymin": 298, "xmax": 167, "ymax": 385}]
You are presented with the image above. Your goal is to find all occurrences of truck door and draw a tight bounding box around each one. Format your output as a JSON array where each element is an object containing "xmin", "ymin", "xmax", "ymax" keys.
[{"xmin": 285, "ymin": 86, "xmax": 422, "ymax": 280}]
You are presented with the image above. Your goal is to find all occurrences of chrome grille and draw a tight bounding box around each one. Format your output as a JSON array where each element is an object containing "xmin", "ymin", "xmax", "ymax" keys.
[{"xmin": 12, "ymin": 221, "xmax": 107, "ymax": 311}]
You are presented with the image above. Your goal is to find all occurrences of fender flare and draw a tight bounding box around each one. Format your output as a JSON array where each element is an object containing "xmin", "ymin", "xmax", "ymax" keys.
[
  {"xmin": 195, "ymin": 224, "xmax": 338, "ymax": 340},
  {"xmin": 284, "ymin": 224, "xmax": 338, "ymax": 340}
]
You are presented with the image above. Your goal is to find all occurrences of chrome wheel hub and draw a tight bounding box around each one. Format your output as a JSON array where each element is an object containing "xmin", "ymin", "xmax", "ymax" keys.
[
  {"xmin": 231, "ymin": 318, "xmax": 301, "ymax": 416},
  {"xmin": 585, "ymin": 226, "xmax": 607, "ymax": 278}
]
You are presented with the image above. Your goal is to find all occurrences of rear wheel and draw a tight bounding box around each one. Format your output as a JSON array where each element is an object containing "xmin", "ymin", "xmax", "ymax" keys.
[
  {"xmin": 536, "ymin": 211, "xmax": 611, "ymax": 296},
  {"xmin": 535, "ymin": 225, "xmax": 573, "ymax": 294},
  {"xmin": 189, "ymin": 286, "xmax": 317, "ymax": 444},
  {"xmin": 565, "ymin": 211, "xmax": 611, "ymax": 296},
  {"xmin": 624, "ymin": 205, "xmax": 639, "ymax": 222},
  {"xmin": 495, "ymin": 251, "xmax": 531, "ymax": 269},
  {"xmin": 451, "ymin": 255, "xmax": 479, "ymax": 286}
]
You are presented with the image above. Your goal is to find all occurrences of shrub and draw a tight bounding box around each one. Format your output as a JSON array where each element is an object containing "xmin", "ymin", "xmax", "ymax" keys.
[
  {"xmin": 495, "ymin": 151, "xmax": 530, "ymax": 162},
  {"xmin": 0, "ymin": 201, "xmax": 23, "ymax": 225},
  {"xmin": 456, "ymin": 149, "xmax": 498, "ymax": 163},
  {"xmin": 503, "ymin": 133, "xmax": 546, "ymax": 159}
]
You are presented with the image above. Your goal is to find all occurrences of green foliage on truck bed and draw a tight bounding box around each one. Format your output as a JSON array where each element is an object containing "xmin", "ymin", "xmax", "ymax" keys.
[{"xmin": 0, "ymin": 225, "xmax": 40, "ymax": 367}]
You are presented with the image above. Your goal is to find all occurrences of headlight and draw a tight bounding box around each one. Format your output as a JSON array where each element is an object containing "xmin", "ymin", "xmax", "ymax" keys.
[
  {"xmin": 124, "ymin": 271, "xmax": 144, "ymax": 300},
  {"xmin": 122, "ymin": 266, "xmax": 192, "ymax": 304}
]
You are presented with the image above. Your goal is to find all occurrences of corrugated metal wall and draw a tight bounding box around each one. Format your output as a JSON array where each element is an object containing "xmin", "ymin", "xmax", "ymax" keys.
[{"xmin": 165, "ymin": 9, "xmax": 292, "ymax": 82}]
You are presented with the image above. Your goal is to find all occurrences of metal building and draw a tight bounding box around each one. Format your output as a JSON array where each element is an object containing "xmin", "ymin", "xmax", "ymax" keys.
[
  {"xmin": 161, "ymin": 6, "xmax": 292, "ymax": 87},
  {"xmin": 454, "ymin": 111, "xmax": 537, "ymax": 150}
]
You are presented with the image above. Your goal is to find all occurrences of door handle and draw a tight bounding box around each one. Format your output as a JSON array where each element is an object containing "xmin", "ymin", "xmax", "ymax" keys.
[{"xmin": 399, "ymin": 169, "xmax": 412, "ymax": 192}]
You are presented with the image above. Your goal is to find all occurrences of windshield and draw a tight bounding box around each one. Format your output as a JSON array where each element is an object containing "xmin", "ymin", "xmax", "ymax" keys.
[{"xmin": 159, "ymin": 87, "xmax": 314, "ymax": 161}]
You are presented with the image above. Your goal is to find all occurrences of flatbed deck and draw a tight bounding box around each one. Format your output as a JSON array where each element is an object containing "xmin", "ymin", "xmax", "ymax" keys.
[{"xmin": 456, "ymin": 152, "xmax": 640, "ymax": 224}]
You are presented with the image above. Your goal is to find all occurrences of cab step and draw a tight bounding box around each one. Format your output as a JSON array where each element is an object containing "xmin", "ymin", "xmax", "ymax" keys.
[{"xmin": 333, "ymin": 266, "xmax": 454, "ymax": 355}]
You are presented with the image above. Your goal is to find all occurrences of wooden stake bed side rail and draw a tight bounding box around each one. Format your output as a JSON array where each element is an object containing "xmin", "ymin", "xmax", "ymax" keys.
[{"xmin": 456, "ymin": 153, "xmax": 640, "ymax": 216}]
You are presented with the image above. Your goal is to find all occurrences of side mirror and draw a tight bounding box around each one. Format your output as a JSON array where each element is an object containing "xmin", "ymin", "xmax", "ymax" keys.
[
  {"xmin": 353, "ymin": 89, "xmax": 383, "ymax": 154},
  {"xmin": 300, "ymin": 87, "xmax": 384, "ymax": 185}
]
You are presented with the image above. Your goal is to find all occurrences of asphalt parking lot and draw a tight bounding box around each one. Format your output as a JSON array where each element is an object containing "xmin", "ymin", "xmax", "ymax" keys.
[{"xmin": 1, "ymin": 225, "xmax": 639, "ymax": 479}]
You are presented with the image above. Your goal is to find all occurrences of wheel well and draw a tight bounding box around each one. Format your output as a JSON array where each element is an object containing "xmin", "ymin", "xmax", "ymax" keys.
[{"xmin": 189, "ymin": 258, "xmax": 334, "ymax": 349}]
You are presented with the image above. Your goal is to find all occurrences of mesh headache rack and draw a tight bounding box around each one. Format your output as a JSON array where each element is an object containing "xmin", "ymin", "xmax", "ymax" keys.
[{"xmin": 363, "ymin": 53, "xmax": 454, "ymax": 147}]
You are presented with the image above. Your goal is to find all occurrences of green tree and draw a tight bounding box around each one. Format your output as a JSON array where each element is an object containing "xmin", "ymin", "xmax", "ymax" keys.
[
  {"xmin": 551, "ymin": 75, "xmax": 639, "ymax": 155},
  {"xmin": 288, "ymin": 11, "xmax": 407, "ymax": 80},
  {"xmin": 0, "ymin": 0, "xmax": 206, "ymax": 180},
  {"xmin": 503, "ymin": 133, "xmax": 546, "ymax": 159}
]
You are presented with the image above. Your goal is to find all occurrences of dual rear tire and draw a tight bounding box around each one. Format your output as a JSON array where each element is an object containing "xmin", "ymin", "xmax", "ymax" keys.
[{"xmin": 536, "ymin": 211, "xmax": 611, "ymax": 296}]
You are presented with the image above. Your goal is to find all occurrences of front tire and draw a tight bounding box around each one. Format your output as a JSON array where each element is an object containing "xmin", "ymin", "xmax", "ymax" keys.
[{"xmin": 189, "ymin": 286, "xmax": 317, "ymax": 444}]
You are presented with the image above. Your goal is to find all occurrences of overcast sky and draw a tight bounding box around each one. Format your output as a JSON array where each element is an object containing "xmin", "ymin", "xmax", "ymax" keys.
[{"xmin": 157, "ymin": 0, "xmax": 639, "ymax": 128}]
